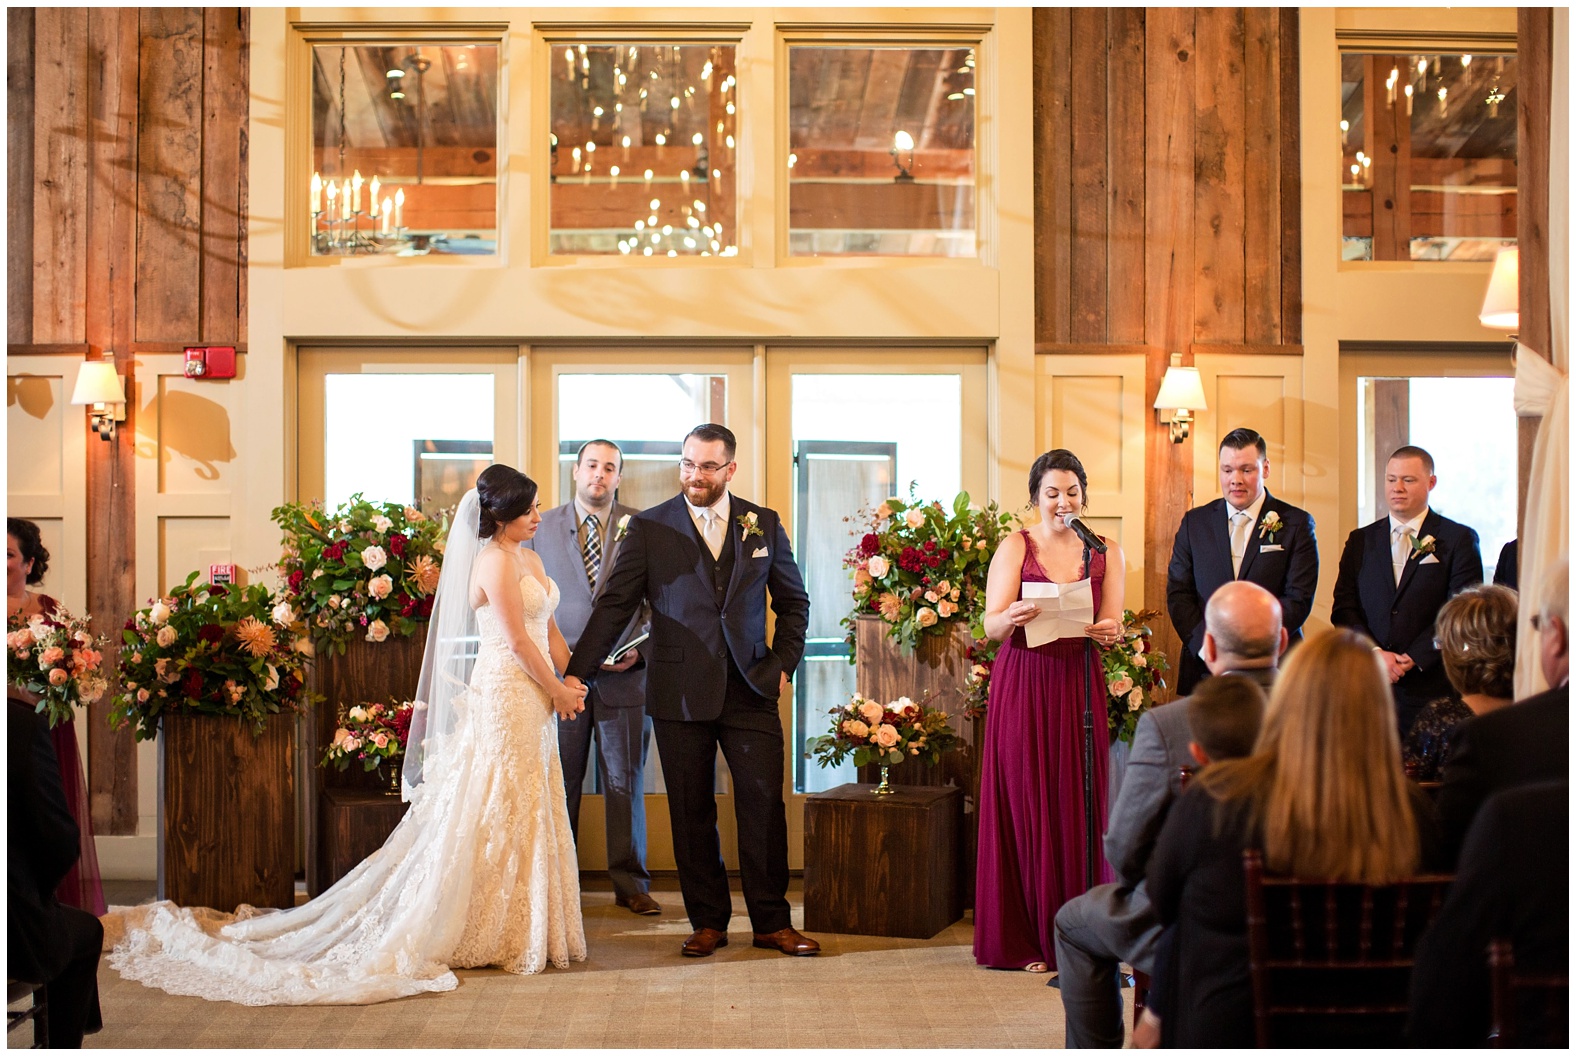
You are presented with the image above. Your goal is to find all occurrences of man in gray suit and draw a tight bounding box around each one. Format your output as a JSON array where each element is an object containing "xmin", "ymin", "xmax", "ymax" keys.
[
  {"xmin": 524, "ymin": 439, "xmax": 659, "ymax": 915},
  {"xmin": 1052, "ymin": 581, "xmax": 1285, "ymax": 1047}
]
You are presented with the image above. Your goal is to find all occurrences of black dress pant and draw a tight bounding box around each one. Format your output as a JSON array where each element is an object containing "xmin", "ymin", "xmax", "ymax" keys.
[
  {"xmin": 40, "ymin": 905, "xmax": 103, "ymax": 1048},
  {"xmin": 653, "ymin": 664, "xmax": 791, "ymax": 934}
]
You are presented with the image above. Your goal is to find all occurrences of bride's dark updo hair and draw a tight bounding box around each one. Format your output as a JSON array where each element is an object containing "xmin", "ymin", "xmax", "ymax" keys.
[{"xmin": 475, "ymin": 465, "xmax": 538, "ymax": 540}]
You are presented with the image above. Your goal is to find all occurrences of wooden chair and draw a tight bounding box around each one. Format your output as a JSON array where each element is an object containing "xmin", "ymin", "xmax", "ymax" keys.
[
  {"xmin": 1489, "ymin": 939, "xmax": 1569, "ymax": 1048},
  {"xmin": 6, "ymin": 980, "xmax": 48, "ymax": 1049},
  {"xmin": 1128, "ymin": 765, "xmax": 1194, "ymax": 1028},
  {"xmin": 1243, "ymin": 849, "xmax": 1453, "ymax": 1048}
]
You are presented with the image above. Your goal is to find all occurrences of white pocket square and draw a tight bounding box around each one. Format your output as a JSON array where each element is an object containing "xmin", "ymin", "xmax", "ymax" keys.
[
  {"xmin": 1260, "ymin": 544, "xmax": 1284, "ymax": 552},
  {"xmin": 1419, "ymin": 554, "xmax": 1440, "ymax": 565},
  {"xmin": 752, "ymin": 546, "xmax": 769, "ymax": 558}
]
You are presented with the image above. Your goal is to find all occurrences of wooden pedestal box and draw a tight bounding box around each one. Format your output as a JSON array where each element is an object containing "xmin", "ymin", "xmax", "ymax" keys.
[
  {"xmin": 159, "ymin": 714, "xmax": 295, "ymax": 910},
  {"xmin": 318, "ymin": 787, "xmax": 410, "ymax": 891},
  {"xmin": 803, "ymin": 783, "xmax": 963, "ymax": 940}
]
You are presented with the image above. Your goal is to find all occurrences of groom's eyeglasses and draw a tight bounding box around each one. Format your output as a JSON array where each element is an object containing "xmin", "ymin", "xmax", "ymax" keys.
[{"xmin": 679, "ymin": 459, "xmax": 733, "ymax": 476}]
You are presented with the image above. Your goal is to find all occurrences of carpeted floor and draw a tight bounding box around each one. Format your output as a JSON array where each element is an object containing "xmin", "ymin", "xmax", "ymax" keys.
[{"xmin": 47, "ymin": 882, "xmax": 1135, "ymax": 1049}]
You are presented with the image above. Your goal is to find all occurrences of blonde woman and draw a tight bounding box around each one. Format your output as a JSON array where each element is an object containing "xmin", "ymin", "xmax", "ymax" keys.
[
  {"xmin": 1403, "ymin": 585, "xmax": 1517, "ymax": 781},
  {"xmin": 1143, "ymin": 628, "xmax": 1442, "ymax": 1047}
]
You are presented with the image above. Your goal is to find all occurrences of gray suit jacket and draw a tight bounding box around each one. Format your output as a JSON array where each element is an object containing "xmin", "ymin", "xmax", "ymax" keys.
[{"xmin": 524, "ymin": 500, "xmax": 648, "ymax": 709}]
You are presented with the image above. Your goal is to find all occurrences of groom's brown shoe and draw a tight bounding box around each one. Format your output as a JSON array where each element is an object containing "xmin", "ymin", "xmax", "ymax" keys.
[
  {"xmin": 681, "ymin": 927, "xmax": 729, "ymax": 957},
  {"xmin": 616, "ymin": 891, "xmax": 662, "ymax": 915},
  {"xmin": 752, "ymin": 927, "xmax": 820, "ymax": 956}
]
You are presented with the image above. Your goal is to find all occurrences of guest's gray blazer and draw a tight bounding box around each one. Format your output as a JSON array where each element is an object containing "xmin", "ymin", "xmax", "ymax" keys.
[{"xmin": 524, "ymin": 500, "xmax": 648, "ymax": 709}]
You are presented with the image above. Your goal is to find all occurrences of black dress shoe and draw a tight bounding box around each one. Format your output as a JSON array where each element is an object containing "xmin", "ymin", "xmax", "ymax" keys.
[
  {"xmin": 681, "ymin": 927, "xmax": 729, "ymax": 957},
  {"xmin": 616, "ymin": 891, "xmax": 663, "ymax": 915}
]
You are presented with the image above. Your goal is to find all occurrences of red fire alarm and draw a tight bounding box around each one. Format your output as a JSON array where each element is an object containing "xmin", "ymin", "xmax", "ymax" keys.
[
  {"xmin": 183, "ymin": 346, "xmax": 237, "ymax": 379},
  {"xmin": 209, "ymin": 563, "xmax": 237, "ymax": 586}
]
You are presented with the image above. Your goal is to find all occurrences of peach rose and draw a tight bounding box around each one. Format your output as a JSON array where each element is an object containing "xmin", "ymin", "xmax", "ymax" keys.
[
  {"xmin": 842, "ymin": 719, "xmax": 870, "ymax": 739},
  {"xmin": 854, "ymin": 568, "xmax": 872, "ymax": 591},
  {"xmin": 867, "ymin": 555, "xmax": 890, "ymax": 579},
  {"xmin": 372, "ymin": 732, "xmax": 390, "ymax": 749},
  {"xmin": 858, "ymin": 700, "xmax": 885, "ymax": 725},
  {"xmin": 875, "ymin": 502, "xmax": 894, "ymax": 521},
  {"xmin": 155, "ymin": 626, "xmax": 177, "ymax": 648},
  {"xmin": 874, "ymin": 724, "xmax": 900, "ymax": 748},
  {"xmin": 48, "ymin": 668, "xmax": 69, "ymax": 686},
  {"xmin": 915, "ymin": 607, "xmax": 939, "ymax": 628},
  {"xmin": 1109, "ymin": 675, "xmax": 1134, "ymax": 697},
  {"xmin": 937, "ymin": 600, "xmax": 957, "ymax": 618},
  {"xmin": 366, "ymin": 619, "xmax": 390, "ymax": 643},
  {"xmin": 1127, "ymin": 687, "xmax": 1145, "ymax": 711},
  {"xmin": 368, "ymin": 574, "xmax": 394, "ymax": 600},
  {"xmin": 905, "ymin": 508, "xmax": 926, "ymax": 529},
  {"xmin": 38, "ymin": 646, "xmax": 65, "ymax": 666},
  {"xmin": 403, "ymin": 505, "xmax": 426, "ymax": 523}
]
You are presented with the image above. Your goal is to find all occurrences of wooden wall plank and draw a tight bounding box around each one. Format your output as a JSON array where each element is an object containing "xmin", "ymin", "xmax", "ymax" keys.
[
  {"xmin": 1365, "ymin": 54, "xmax": 1413, "ymax": 260},
  {"xmin": 85, "ymin": 6, "xmax": 141, "ymax": 836},
  {"xmin": 1242, "ymin": 7, "xmax": 1281, "ymax": 344},
  {"xmin": 8, "ymin": 9, "xmax": 36, "ymax": 345},
  {"xmin": 1516, "ymin": 7, "xmax": 1552, "ymax": 540},
  {"xmin": 1106, "ymin": 8, "xmax": 1147, "ymax": 344},
  {"xmin": 1069, "ymin": 7, "xmax": 1110, "ymax": 343},
  {"xmin": 1034, "ymin": 7, "xmax": 1073, "ymax": 345},
  {"xmin": 31, "ymin": 8, "xmax": 90, "ymax": 345},
  {"xmin": 1279, "ymin": 9, "xmax": 1301, "ymax": 346},
  {"xmin": 201, "ymin": 8, "xmax": 247, "ymax": 346},
  {"xmin": 135, "ymin": 8, "xmax": 204, "ymax": 344},
  {"xmin": 1192, "ymin": 8, "xmax": 1246, "ymax": 343}
]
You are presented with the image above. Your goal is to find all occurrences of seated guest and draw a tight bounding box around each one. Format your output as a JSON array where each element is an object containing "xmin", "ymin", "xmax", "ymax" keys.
[
  {"xmin": 1185, "ymin": 674, "xmax": 1267, "ymax": 768},
  {"xmin": 1403, "ymin": 585, "xmax": 1517, "ymax": 781},
  {"xmin": 8, "ymin": 701, "xmax": 104, "ymax": 1047},
  {"xmin": 1437, "ymin": 557, "xmax": 1569, "ymax": 864},
  {"xmin": 1053, "ymin": 582, "xmax": 1281, "ymax": 1047},
  {"xmin": 1145, "ymin": 628, "xmax": 1441, "ymax": 1048},
  {"xmin": 1407, "ymin": 781, "xmax": 1569, "ymax": 1048}
]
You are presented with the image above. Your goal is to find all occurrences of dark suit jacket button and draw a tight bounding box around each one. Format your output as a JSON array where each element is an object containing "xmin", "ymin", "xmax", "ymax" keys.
[{"xmin": 717, "ymin": 650, "xmax": 727, "ymax": 659}]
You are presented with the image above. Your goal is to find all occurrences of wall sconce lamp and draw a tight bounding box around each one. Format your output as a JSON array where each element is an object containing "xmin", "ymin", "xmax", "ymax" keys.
[
  {"xmin": 70, "ymin": 359, "xmax": 127, "ymax": 442},
  {"xmin": 1478, "ymin": 245, "xmax": 1519, "ymax": 336},
  {"xmin": 1153, "ymin": 354, "xmax": 1207, "ymax": 444},
  {"xmin": 891, "ymin": 129, "xmax": 915, "ymax": 182}
]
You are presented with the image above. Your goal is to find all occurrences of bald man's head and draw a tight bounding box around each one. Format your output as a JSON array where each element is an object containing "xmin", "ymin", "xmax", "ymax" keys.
[{"xmin": 1203, "ymin": 581, "xmax": 1286, "ymax": 673}]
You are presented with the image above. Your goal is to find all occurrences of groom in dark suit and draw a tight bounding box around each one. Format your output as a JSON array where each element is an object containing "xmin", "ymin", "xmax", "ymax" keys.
[
  {"xmin": 1166, "ymin": 427, "xmax": 1318, "ymax": 695},
  {"xmin": 565, "ymin": 423, "xmax": 817, "ymax": 958},
  {"xmin": 1332, "ymin": 445, "xmax": 1482, "ymax": 735}
]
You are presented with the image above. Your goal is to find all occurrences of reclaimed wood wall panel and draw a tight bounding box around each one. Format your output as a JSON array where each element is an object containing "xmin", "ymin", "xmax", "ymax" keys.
[
  {"xmin": 1278, "ymin": 12, "xmax": 1301, "ymax": 346},
  {"xmin": 8, "ymin": 9, "xmax": 36, "ymax": 346},
  {"xmin": 1516, "ymin": 8, "xmax": 1552, "ymax": 539},
  {"xmin": 1033, "ymin": 8, "xmax": 1073, "ymax": 346},
  {"xmin": 1242, "ymin": 7, "xmax": 1281, "ymax": 345},
  {"xmin": 1192, "ymin": 8, "xmax": 1247, "ymax": 345},
  {"xmin": 31, "ymin": 8, "xmax": 90, "ymax": 345},
  {"xmin": 1107, "ymin": 8, "xmax": 1148, "ymax": 345},
  {"xmin": 1068, "ymin": 8, "xmax": 1109, "ymax": 343},
  {"xmin": 202, "ymin": 8, "xmax": 249, "ymax": 346}
]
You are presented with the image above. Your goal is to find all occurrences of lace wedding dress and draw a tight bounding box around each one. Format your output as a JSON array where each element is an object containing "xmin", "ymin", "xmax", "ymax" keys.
[{"xmin": 106, "ymin": 574, "xmax": 586, "ymax": 1005}]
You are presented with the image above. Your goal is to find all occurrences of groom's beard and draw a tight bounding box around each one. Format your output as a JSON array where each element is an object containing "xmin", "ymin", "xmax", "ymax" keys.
[{"xmin": 682, "ymin": 478, "xmax": 726, "ymax": 509}]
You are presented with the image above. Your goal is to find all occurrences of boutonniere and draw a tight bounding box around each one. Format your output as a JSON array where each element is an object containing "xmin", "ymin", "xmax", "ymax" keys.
[
  {"xmin": 614, "ymin": 513, "xmax": 631, "ymax": 543},
  {"xmin": 738, "ymin": 511, "xmax": 763, "ymax": 540},
  {"xmin": 1257, "ymin": 510, "xmax": 1283, "ymax": 542},
  {"xmin": 1409, "ymin": 533, "xmax": 1436, "ymax": 558}
]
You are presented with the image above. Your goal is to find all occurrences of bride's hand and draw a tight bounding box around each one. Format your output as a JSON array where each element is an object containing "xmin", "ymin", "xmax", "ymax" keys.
[{"xmin": 552, "ymin": 678, "xmax": 587, "ymax": 720}]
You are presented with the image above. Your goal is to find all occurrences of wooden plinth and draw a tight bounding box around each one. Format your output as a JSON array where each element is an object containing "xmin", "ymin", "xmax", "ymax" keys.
[
  {"xmin": 318, "ymin": 786, "xmax": 410, "ymax": 891},
  {"xmin": 159, "ymin": 713, "xmax": 295, "ymax": 910},
  {"xmin": 803, "ymin": 782, "xmax": 963, "ymax": 940}
]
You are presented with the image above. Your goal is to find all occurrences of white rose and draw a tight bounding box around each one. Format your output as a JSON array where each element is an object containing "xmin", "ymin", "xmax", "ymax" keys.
[
  {"xmin": 366, "ymin": 619, "xmax": 390, "ymax": 643},
  {"xmin": 905, "ymin": 508, "xmax": 926, "ymax": 529},
  {"xmin": 149, "ymin": 601, "xmax": 171, "ymax": 625},
  {"xmin": 361, "ymin": 546, "xmax": 388, "ymax": 572},
  {"xmin": 348, "ymin": 705, "xmax": 369, "ymax": 721},
  {"xmin": 293, "ymin": 636, "xmax": 315, "ymax": 657},
  {"xmin": 271, "ymin": 601, "xmax": 297, "ymax": 626},
  {"xmin": 367, "ymin": 574, "xmax": 394, "ymax": 600},
  {"xmin": 263, "ymin": 664, "xmax": 280, "ymax": 692},
  {"xmin": 156, "ymin": 625, "xmax": 178, "ymax": 648},
  {"xmin": 891, "ymin": 696, "xmax": 918, "ymax": 715},
  {"xmin": 312, "ymin": 567, "xmax": 326, "ymax": 579},
  {"xmin": 372, "ymin": 515, "xmax": 393, "ymax": 533},
  {"xmin": 866, "ymin": 555, "xmax": 890, "ymax": 578}
]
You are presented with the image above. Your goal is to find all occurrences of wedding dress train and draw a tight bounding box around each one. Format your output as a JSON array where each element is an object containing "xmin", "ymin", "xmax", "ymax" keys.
[{"xmin": 106, "ymin": 574, "xmax": 586, "ymax": 1005}]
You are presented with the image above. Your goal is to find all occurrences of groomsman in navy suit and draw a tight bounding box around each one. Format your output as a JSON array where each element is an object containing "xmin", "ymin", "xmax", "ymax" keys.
[
  {"xmin": 523, "ymin": 439, "xmax": 658, "ymax": 915},
  {"xmin": 1166, "ymin": 427, "xmax": 1319, "ymax": 696},
  {"xmin": 1332, "ymin": 445, "xmax": 1483, "ymax": 735}
]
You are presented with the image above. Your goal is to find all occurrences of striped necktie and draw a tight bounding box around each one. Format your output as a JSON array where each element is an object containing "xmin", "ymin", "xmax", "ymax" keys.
[{"xmin": 581, "ymin": 514, "xmax": 602, "ymax": 588}]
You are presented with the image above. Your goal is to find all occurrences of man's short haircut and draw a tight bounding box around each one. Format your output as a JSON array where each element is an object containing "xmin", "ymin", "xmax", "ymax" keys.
[
  {"xmin": 684, "ymin": 423, "xmax": 737, "ymax": 460},
  {"xmin": 576, "ymin": 438, "xmax": 623, "ymax": 470},
  {"xmin": 1542, "ymin": 555, "xmax": 1569, "ymax": 626},
  {"xmin": 1187, "ymin": 675, "xmax": 1268, "ymax": 763},
  {"xmin": 1204, "ymin": 585, "xmax": 1282, "ymax": 661},
  {"xmin": 1219, "ymin": 427, "xmax": 1267, "ymax": 460},
  {"xmin": 1388, "ymin": 444, "xmax": 1435, "ymax": 475}
]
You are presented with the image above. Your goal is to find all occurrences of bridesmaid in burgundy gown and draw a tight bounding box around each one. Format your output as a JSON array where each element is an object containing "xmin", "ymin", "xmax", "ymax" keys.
[
  {"xmin": 8, "ymin": 518, "xmax": 107, "ymax": 917},
  {"xmin": 974, "ymin": 450, "xmax": 1126, "ymax": 973}
]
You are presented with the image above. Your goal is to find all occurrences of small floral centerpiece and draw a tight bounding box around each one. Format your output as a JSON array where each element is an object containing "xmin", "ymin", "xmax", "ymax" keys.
[
  {"xmin": 110, "ymin": 572, "xmax": 316, "ymax": 740},
  {"xmin": 271, "ymin": 495, "xmax": 450, "ymax": 654},
  {"xmin": 806, "ymin": 692, "xmax": 962, "ymax": 794},
  {"xmin": 6, "ymin": 606, "xmax": 109, "ymax": 728},
  {"xmin": 322, "ymin": 699, "xmax": 419, "ymax": 790},
  {"xmin": 1101, "ymin": 608, "xmax": 1171, "ymax": 745}
]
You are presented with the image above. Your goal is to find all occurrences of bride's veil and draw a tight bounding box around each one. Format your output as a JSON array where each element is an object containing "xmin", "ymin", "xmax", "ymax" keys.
[{"xmin": 402, "ymin": 489, "xmax": 482, "ymax": 802}]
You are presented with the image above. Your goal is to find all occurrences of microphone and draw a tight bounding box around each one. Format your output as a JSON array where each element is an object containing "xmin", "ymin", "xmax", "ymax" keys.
[{"xmin": 1061, "ymin": 513, "xmax": 1108, "ymax": 554}]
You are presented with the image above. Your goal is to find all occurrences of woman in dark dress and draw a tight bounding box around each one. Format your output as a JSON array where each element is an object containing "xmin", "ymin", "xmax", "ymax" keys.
[
  {"xmin": 1403, "ymin": 585, "xmax": 1517, "ymax": 781},
  {"xmin": 974, "ymin": 450, "xmax": 1126, "ymax": 973},
  {"xmin": 1145, "ymin": 628, "xmax": 1440, "ymax": 1047},
  {"xmin": 7, "ymin": 517, "xmax": 106, "ymax": 916}
]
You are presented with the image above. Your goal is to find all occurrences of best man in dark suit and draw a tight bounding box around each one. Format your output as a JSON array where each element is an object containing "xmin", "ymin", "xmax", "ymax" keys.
[
  {"xmin": 565, "ymin": 424, "xmax": 817, "ymax": 958},
  {"xmin": 1331, "ymin": 445, "xmax": 1483, "ymax": 735},
  {"xmin": 1054, "ymin": 581, "xmax": 1282, "ymax": 1047},
  {"xmin": 523, "ymin": 439, "xmax": 657, "ymax": 915},
  {"xmin": 1436, "ymin": 556, "xmax": 1569, "ymax": 863},
  {"xmin": 1166, "ymin": 427, "xmax": 1318, "ymax": 695}
]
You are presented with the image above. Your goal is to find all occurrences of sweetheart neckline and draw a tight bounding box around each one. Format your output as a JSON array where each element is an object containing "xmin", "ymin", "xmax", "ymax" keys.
[{"xmin": 475, "ymin": 573, "xmax": 556, "ymax": 611}]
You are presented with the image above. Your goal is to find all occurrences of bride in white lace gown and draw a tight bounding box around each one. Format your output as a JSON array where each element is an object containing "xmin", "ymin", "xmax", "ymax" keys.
[{"xmin": 107, "ymin": 469, "xmax": 589, "ymax": 1004}]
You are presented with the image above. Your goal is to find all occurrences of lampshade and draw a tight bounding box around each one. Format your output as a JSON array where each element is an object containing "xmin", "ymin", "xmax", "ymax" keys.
[
  {"xmin": 1153, "ymin": 358, "xmax": 1207, "ymax": 412},
  {"xmin": 70, "ymin": 361, "xmax": 125, "ymax": 407},
  {"xmin": 1478, "ymin": 246, "xmax": 1519, "ymax": 329}
]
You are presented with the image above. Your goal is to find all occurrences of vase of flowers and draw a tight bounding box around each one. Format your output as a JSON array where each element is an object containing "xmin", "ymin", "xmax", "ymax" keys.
[
  {"xmin": 271, "ymin": 495, "xmax": 450, "ymax": 655},
  {"xmin": 6, "ymin": 606, "xmax": 109, "ymax": 727},
  {"xmin": 1101, "ymin": 608, "xmax": 1170, "ymax": 746},
  {"xmin": 806, "ymin": 693, "xmax": 962, "ymax": 795},
  {"xmin": 321, "ymin": 700, "xmax": 419, "ymax": 794}
]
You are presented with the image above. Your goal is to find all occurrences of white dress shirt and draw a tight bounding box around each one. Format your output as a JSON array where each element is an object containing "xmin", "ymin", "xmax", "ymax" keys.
[
  {"xmin": 684, "ymin": 491, "xmax": 731, "ymax": 560},
  {"xmin": 1388, "ymin": 508, "xmax": 1429, "ymax": 585}
]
